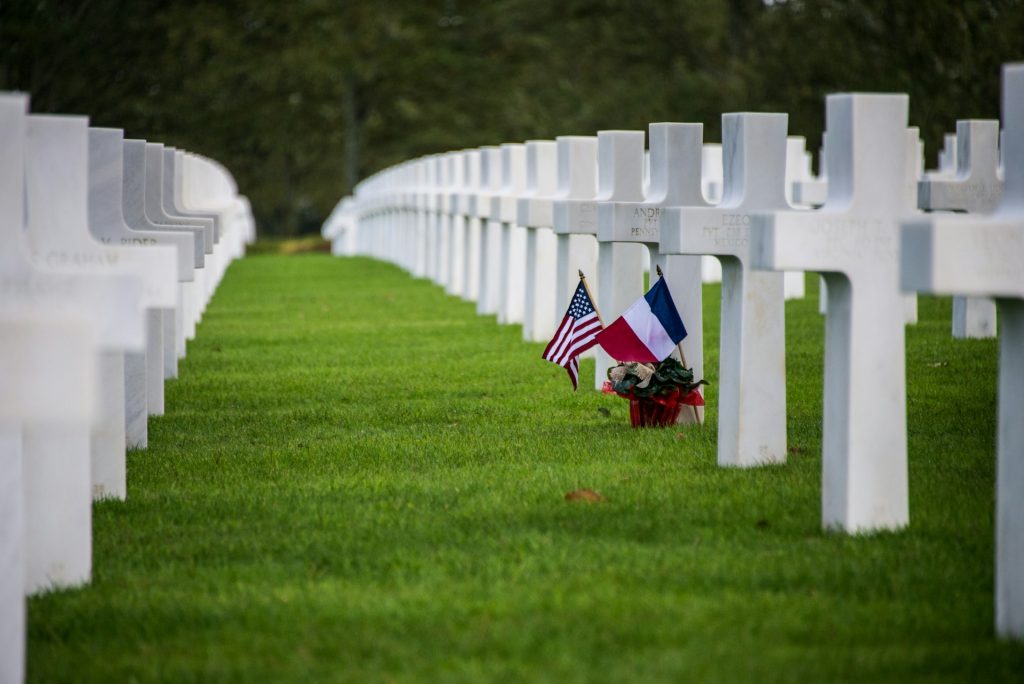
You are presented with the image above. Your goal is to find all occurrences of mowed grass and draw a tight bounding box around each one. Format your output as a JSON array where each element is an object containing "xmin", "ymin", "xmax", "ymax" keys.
[{"xmin": 28, "ymin": 254, "xmax": 1024, "ymax": 682}]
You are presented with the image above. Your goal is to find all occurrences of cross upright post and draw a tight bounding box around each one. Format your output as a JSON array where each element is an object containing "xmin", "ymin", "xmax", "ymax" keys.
[
  {"xmin": 493, "ymin": 143, "xmax": 528, "ymax": 325},
  {"xmin": 457, "ymin": 150, "xmax": 482, "ymax": 302},
  {"xmin": 444, "ymin": 151, "xmax": 467, "ymax": 296},
  {"xmin": 434, "ymin": 152, "xmax": 456, "ymax": 289},
  {"xmin": 591, "ymin": 131, "xmax": 649, "ymax": 391},
  {"xmin": 413, "ymin": 157, "xmax": 434, "ymax": 278},
  {"xmin": 476, "ymin": 146, "xmax": 504, "ymax": 315},
  {"xmin": 518, "ymin": 140, "xmax": 560, "ymax": 342},
  {"xmin": 901, "ymin": 63, "xmax": 1024, "ymax": 639},
  {"xmin": 918, "ymin": 119, "xmax": 1004, "ymax": 338},
  {"xmin": 661, "ymin": 113, "xmax": 792, "ymax": 459},
  {"xmin": 752, "ymin": 93, "xmax": 914, "ymax": 533},
  {"xmin": 551, "ymin": 136, "xmax": 600, "ymax": 372},
  {"xmin": 598, "ymin": 123, "xmax": 709, "ymax": 422}
]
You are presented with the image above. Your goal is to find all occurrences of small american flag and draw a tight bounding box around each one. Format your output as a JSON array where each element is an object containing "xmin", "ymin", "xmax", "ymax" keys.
[{"xmin": 542, "ymin": 281, "xmax": 603, "ymax": 390}]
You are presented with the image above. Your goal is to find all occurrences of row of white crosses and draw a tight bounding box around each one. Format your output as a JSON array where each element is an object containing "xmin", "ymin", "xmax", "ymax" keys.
[
  {"xmin": 0, "ymin": 93, "xmax": 255, "ymax": 683},
  {"xmin": 324, "ymin": 64, "xmax": 1023, "ymax": 639}
]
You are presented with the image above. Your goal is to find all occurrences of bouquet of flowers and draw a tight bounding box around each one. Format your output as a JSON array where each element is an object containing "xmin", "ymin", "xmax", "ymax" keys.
[{"xmin": 602, "ymin": 357, "xmax": 708, "ymax": 428}]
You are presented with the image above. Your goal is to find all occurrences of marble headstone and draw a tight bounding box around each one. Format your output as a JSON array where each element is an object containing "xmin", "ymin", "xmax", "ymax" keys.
[
  {"xmin": 901, "ymin": 63, "xmax": 1024, "ymax": 639},
  {"xmin": 752, "ymin": 93, "xmax": 914, "ymax": 533}
]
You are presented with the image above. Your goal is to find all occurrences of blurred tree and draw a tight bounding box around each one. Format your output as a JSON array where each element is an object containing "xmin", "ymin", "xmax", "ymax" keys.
[{"xmin": 1, "ymin": 0, "xmax": 1022, "ymax": 235}]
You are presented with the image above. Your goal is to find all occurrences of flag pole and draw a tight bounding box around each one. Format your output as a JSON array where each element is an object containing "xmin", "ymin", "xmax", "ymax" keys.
[
  {"xmin": 579, "ymin": 269, "xmax": 604, "ymax": 328},
  {"xmin": 656, "ymin": 264, "xmax": 700, "ymax": 423}
]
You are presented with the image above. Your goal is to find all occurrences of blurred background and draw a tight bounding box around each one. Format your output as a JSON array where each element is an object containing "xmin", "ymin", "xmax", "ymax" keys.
[{"xmin": 2, "ymin": 0, "xmax": 1021, "ymax": 237}]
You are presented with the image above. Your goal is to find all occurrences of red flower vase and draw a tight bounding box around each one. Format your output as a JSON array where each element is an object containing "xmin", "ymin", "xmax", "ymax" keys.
[{"xmin": 629, "ymin": 397, "xmax": 683, "ymax": 428}]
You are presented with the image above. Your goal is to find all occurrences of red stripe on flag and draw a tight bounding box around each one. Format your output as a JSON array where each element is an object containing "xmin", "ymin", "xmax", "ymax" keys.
[
  {"xmin": 542, "ymin": 314, "xmax": 573, "ymax": 361},
  {"xmin": 566, "ymin": 356, "xmax": 579, "ymax": 390},
  {"xmin": 595, "ymin": 316, "xmax": 659, "ymax": 363},
  {"xmin": 548, "ymin": 312, "xmax": 598, "ymax": 365}
]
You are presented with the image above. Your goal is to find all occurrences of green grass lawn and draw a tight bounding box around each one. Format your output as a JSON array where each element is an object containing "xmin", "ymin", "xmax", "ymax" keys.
[{"xmin": 28, "ymin": 254, "xmax": 1024, "ymax": 682}]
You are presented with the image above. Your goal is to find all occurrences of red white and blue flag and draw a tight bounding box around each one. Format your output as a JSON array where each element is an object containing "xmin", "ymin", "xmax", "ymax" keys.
[
  {"xmin": 543, "ymin": 281, "xmax": 602, "ymax": 390},
  {"xmin": 595, "ymin": 276, "xmax": 687, "ymax": 363}
]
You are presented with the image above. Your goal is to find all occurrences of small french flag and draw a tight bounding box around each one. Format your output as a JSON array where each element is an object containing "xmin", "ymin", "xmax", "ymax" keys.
[{"xmin": 595, "ymin": 276, "xmax": 687, "ymax": 363}]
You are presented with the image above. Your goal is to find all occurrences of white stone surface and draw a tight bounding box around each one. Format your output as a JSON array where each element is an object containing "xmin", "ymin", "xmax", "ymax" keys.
[
  {"xmin": 424, "ymin": 155, "xmax": 441, "ymax": 284},
  {"xmin": 901, "ymin": 63, "xmax": 1024, "ymax": 639},
  {"xmin": 434, "ymin": 153, "xmax": 451, "ymax": 287},
  {"xmin": 700, "ymin": 144, "xmax": 724, "ymax": 284},
  {"xmin": 783, "ymin": 136, "xmax": 810, "ymax": 300},
  {"xmin": 476, "ymin": 147, "xmax": 504, "ymax": 315},
  {"xmin": 752, "ymin": 93, "xmax": 914, "ymax": 533},
  {"xmin": 413, "ymin": 158, "xmax": 432, "ymax": 279},
  {"xmin": 0, "ymin": 305, "xmax": 96, "ymax": 684},
  {"xmin": 145, "ymin": 143, "xmax": 211, "ymax": 343},
  {"xmin": 598, "ymin": 123, "xmax": 708, "ymax": 422},
  {"xmin": 123, "ymin": 139, "xmax": 199, "ymax": 365},
  {"xmin": 552, "ymin": 136, "xmax": 600, "ymax": 360},
  {"xmin": 140, "ymin": 142, "xmax": 210, "ymax": 352},
  {"xmin": 26, "ymin": 116, "xmax": 176, "ymax": 482},
  {"xmin": 494, "ymin": 143, "xmax": 528, "ymax": 325},
  {"xmin": 457, "ymin": 150, "xmax": 482, "ymax": 302},
  {"xmin": 0, "ymin": 95, "xmax": 142, "ymax": 600},
  {"xmin": 793, "ymin": 134, "xmax": 828, "ymax": 208},
  {"xmin": 0, "ymin": 419, "xmax": 23, "ymax": 684},
  {"xmin": 592, "ymin": 130, "xmax": 650, "ymax": 389},
  {"xmin": 919, "ymin": 119, "xmax": 1003, "ymax": 338},
  {"xmin": 445, "ymin": 152, "xmax": 467, "ymax": 296},
  {"xmin": 903, "ymin": 128, "xmax": 924, "ymax": 326},
  {"xmin": 91, "ymin": 129, "xmax": 191, "ymax": 389},
  {"xmin": 517, "ymin": 140, "xmax": 560, "ymax": 342},
  {"xmin": 661, "ymin": 113, "xmax": 791, "ymax": 463},
  {"xmin": 164, "ymin": 148, "xmax": 222, "ymax": 311},
  {"xmin": 88, "ymin": 129, "xmax": 178, "ymax": 419}
]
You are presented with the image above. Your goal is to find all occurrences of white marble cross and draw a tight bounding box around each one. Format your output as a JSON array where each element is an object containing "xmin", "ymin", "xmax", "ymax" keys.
[
  {"xmin": 476, "ymin": 146, "xmax": 503, "ymax": 315},
  {"xmin": 590, "ymin": 130, "xmax": 657, "ymax": 390},
  {"xmin": 172, "ymin": 149, "xmax": 239, "ymax": 296},
  {"xmin": 918, "ymin": 119, "xmax": 1004, "ymax": 338},
  {"xmin": 413, "ymin": 158, "xmax": 431, "ymax": 278},
  {"xmin": 518, "ymin": 140, "xmax": 560, "ymax": 342},
  {"xmin": 700, "ymin": 143, "xmax": 724, "ymax": 284},
  {"xmin": 123, "ymin": 139, "xmax": 203, "ymax": 370},
  {"xmin": 551, "ymin": 136, "xmax": 600, "ymax": 356},
  {"xmin": 598, "ymin": 123, "xmax": 707, "ymax": 421},
  {"xmin": 143, "ymin": 142, "xmax": 212, "ymax": 348},
  {"xmin": 26, "ymin": 115, "xmax": 175, "ymax": 489},
  {"xmin": 446, "ymin": 151, "xmax": 470, "ymax": 296},
  {"xmin": 89, "ymin": 128, "xmax": 183, "ymax": 424},
  {"xmin": 164, "ymin": 148, "xmax": 222, "ymax": 306},
  {"xmin": 1, "ymin": 95, "xmax": 145, "ymax": 595},
  {"xmin": 903, "ymin": 127, "xmax": 925, "ymax": 326},
  {"xmin": 0, "ymin": 93, "xmax": 101, "ymax": 684},
  {"xmin": 792, "ymin": 134, "xmax": 828, "ymax": 208},
  {"xmin": 456, "ymin": 150, "xmax": 482, "ymax": 302},
  {"xmin": 927, "ymin": 132, "xmax": 959, "ymax": 180},
  {"xmin": 182, "ymin": 152, "xmax": 251, "ymax": 267},
  {"xmin": 552, "ymin": 137, "xmax": 598, "ymax": 342},
  {"xmin": 661, "ymin": 113, "xmax": 791, "ymax": 461},
  {"xmin": 423, "ymin": 155, "xmax": 441, "ymax": 284},
  {"xmin": 0, "ymin": 308, "xmax": 96, "ymax": 684},
  {"xmin": 436, "ymin": 150, "xmax": 456, "ymax": 290},
  {"xmin": 782, "ymin": 135, "xmax": 811, "ymax": 299},
  {"xmin": 495, "ymin": 143, "xmax": 528, "ymax": 325},
  {"xmin": 752, "ymin": 93, "xmax": 914, "ymax": 533},
  {"xmin": 901, "ymin": 62, "xmax": 1024, "ymax": 639}
]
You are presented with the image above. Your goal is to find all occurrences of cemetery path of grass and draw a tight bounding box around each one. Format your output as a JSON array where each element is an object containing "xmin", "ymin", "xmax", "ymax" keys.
[{"xmin": 28, "ymin": 255, "xmax": 1024, "ymax": 683}]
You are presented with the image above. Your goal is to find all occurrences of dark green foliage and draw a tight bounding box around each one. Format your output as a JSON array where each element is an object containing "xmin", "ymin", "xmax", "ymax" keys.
[
  {"xmin": 2, "ymin": 1, "xmax": 1022, "ymax": 234},
  {"xmin": 25, "ymin": 256, "xmax": 1024, "ymax": 681}
]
